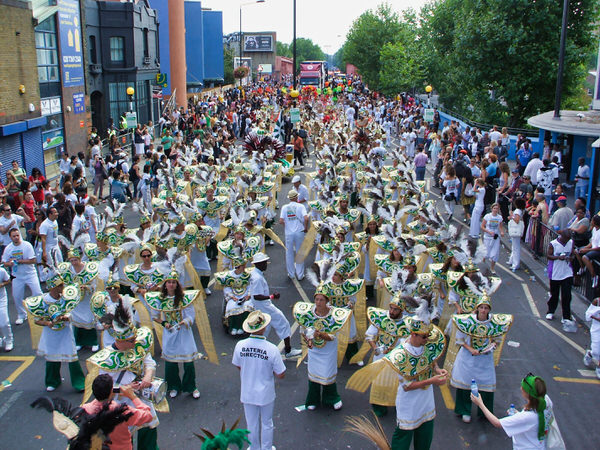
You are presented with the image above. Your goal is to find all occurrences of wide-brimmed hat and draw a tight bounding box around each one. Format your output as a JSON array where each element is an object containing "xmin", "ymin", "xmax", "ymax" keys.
[
  {"xmin": 242, "ymin": 310, "xmax": 271, "ymax": 334},
  {"xmin": 252, "ymin": 252, "xmax": 270, "ymax": 264},
  {"xmin": 288, "ymin": 189, "xmax": 298, "ymax": 199}
]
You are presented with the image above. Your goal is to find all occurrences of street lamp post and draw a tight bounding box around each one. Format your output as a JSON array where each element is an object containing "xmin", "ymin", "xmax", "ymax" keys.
[
  {"xmin": 553, "ymin": 0, "xmax": 570, "ymax": 119},
  {"xmin": 292, "ymin": 0, "xmax": 297, "ymax": 90},
  {"xmin": 126, "ymin": 86, "xmax": 135, "ymax": 157},
  {"xmin": 239, "ymin": 0, "xmax": 265, "ymax": 86}
]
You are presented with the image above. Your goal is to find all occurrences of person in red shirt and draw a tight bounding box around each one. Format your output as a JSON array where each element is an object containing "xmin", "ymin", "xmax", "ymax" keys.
[
  {"xmin": 29, "ymin": 167, "xmax": 46, "ymax": 204},
  {"xmin": 82, "ymin": 374, "xmax": 153, "ymax": 450}
]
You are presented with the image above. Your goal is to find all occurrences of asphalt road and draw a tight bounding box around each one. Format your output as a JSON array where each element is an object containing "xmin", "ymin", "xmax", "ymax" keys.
[{"xmin": 0, "ymin": 154, "xmax": 598, "ymax": 449}]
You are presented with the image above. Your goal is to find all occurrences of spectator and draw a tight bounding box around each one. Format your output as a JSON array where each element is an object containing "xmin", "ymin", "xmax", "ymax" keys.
[
  {"xmin": 110, "ymin": 169, "xmax": 129, "ymax": 203},
  {"xmin": 523, "ymin": 152, "xmax": 543, "ymax": 188},
  {"xmin": 414, "ymin": 147, "xmax": 428, "ymax": 181},
  {"xmin": 516, "ymin": 140, "xmax": 532, "ymax": 175},
  {"xmin": 92, "ymin": 155, "xmax": 107, "ymax": 200},
  {"xmin": 575, "ymin": 215, "xmax": 600, "ymax": 288},
  {"xmin": 546, "ymin": 230, "xmax": 574, "ymax": 322},
  {"xmin": 7, "ymin": 160, "xmax": 26, "ymax": 184},
  {"xmin": 549, "ymin": 197, "xmax": 573, "ymax": 231},
  {"xmin": 28, "ymin": 167, "xmax": 45, "ymax": 205},
  {"xmin": 536, "ymin": 159, "xmax": 554, "ymax": 205},
  {"xmin": 441, "ymin": 164, "xmax": 460, "ymax": 220},
  {"xmin": 568, "ymin": 207, "xmax": 591, "ymax": 250},
  {"xmin": 549, "ymin": 183, "xmax": 566, "ymax": 214},
  {"xmin": 574, "ymin": 157, "xmax": 590, "ymax": 199},
  {"xmin": 293, "ymin": 130, "xmax": 304, "ymax": 168}
]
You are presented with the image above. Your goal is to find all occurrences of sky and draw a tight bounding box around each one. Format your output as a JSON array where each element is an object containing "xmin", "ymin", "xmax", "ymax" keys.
[{"xmin": 200, "ymin": 0, "xmax": 431, "ymax": 54}]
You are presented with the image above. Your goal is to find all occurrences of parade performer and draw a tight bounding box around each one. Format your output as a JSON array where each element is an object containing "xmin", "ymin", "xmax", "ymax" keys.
[
  {"xmin": 0, "ymin": 263, "xmax": 12, "ymax": 351},
  {"xmin": 124, "ymin": 244, "xmax": 165, "ymax": 303},
  {"xmin": 85, "ymin": 299, "xmax": 163, "ymax": 450},
  {"xmin": 57, "ymin": 246, "xmax": 100, "ymax": 352},
  {"xmin": 444, "ymin": 294, "xmax": 513, "ymax": 423},
  {"xmin": 145, "ymin": 267, "xmax": 218, "ymax": 399},
  {"xmin": 188, "ymin": 214, "xmax": 216, "ymax": 294},
  {"xmin": 25, "ymin": 272, "xmax": 85, "ymax": 392},
  {"xmin": 232, "ymin": 311, "xmax": 286, "ymax": 450},
  {"xmin": 346, "ymin": 299, "xmax": 447, "ymax": 450},
  {"xmin": 279, "ymin": 189, "xmax": 309, "ymax": 280},
  {"xmin": 293, "ymin": 283, "xmax": 351, "ymax": 411}
]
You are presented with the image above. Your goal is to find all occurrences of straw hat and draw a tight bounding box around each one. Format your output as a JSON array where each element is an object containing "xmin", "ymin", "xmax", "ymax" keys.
[{"xmin": 242, "ymin": 310, "xmax": 271, "ymax": 334}]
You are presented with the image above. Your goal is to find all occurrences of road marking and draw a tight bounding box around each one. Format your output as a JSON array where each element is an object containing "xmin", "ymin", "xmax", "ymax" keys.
[
  {"xmin": 0, "ymin": 391, "xmax": 23, "ymax": 420},
  {"xmin": 276, "ymin": 277, "xmax": 310, "ymax": 352},
  {"xmin": 278, "ymin": 322, "xmax": 299, "ymax": 353},
  {"xmin": 0, "ymin": 356, "xmax": 35, "ymax": 393},
  {"xmin": 440, "ymin": 384, "xmax": 455, "ymax": 410},
  {"xmin": 577, "ymin": 369, "xmax": 598, "ymax": 378},
  {"xmin": 496, "ymin": 263, "xmax": 524, "ymax": 281},
  {"xmin": 521, "ymin": 283, "xmax": 540, "ymax": 318},
  {"xmin": 537, "ymin": 319, "xmax": 585, "ymax": 355},
  {"xmin": 553, "ymin": 377, "xmax": 600, "ymax": 385}
]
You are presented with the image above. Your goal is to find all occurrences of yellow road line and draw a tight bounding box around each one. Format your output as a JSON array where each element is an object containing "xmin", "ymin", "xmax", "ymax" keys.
[
  {"xmin": 292, "ymin": 277, "xmax": 311, "ymax": 303},
  {"xmin": 496, "ymin": 262, "xmax": 524, "ymax": 282},
  {"xmin": 440, "ymin": 384, "xmax": 455, "ymax": 410},
  {"xmin": 537, "ymin": 319, "xmax": 585, "ymax": 355},
  {"xmin": 553, "ymin": 377, "xmax": 600, "ymax": 385},
  {"xmin": 521, "ymin": 283, "xmax": 540, "ymax": 318},
  {"xmin": 0, "ymin": 356, "xmax": 35, "ymax": 393}
]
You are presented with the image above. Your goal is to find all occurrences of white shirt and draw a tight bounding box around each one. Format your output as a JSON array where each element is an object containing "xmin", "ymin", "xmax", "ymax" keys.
[
  {"xmin": 0, "ymin": 267, "xmax": 9, "ymax": 304},
  {"xmin": 549, "ymin": 239, "xmax": 573, "ymax": 281},
  {"xmin": 249, "ymin": 268, "xmax": 269, "ymax": 297},
  {"xmin": 232, "ymin": 335, "xmax": 286, "ymax": 406},
  {"xmin": 0, "ymin": 214, "xmax": 23, "ymax": 245},
  {"xmin": 499, "ymin": 396, "xmax": 553, "ymax": 450},
  {"xmin": 489, "ymin": 130, "xmax": 502, "ymax": 143},
  {"xmin": 39, "ymin": 218, "xmax": 59, "ymax": 249},
  {"xmin": 524, "ymin": 158, "xmax": 543, "ymax": 184},
  {"xmin": 59, "ymin": 158, "xmax": 71, "ymax": 175},
  {"xmin": 295, "ymin": 184, "xmax": 309, "ymax": 203},
  {"xmin": 2, "ymin": 240, "xmax": 37, "ymax": 279},
  {"xmin": 280, "ymin": 201, "xmax": 307, "ymax": 234},
  {"xmin": 591, "ymin": 227, "xmax": 600, "ymax": 249}
]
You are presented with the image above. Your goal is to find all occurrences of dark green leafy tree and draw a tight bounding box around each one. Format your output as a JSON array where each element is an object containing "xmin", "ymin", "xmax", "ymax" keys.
[
  {"xmin": 379, "ymin": 42, "xmax": 425, "ymax": 96},
  {"xmin": 223, "ymin": 46, "xmax": 235, "ymax": 85}
]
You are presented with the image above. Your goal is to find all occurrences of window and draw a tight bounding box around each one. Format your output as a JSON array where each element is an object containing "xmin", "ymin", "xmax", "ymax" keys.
[
  {"xmin": 143, "ymin": 28, "xmax": 149, "ymax": 58},
  {"xmin": 35, "ymin": 17, "xmax": 59, "ymax": 83},
  {"xmin": 108, "ymin": 82, "xmax": 130, "ymax": 124},
  {"xmin": 89, "ymin": 35, "xmax": 97, "ymax": 64},
  {"xmin": 110, "ymin": 37, "xmax": 124, "ymax": 62}
]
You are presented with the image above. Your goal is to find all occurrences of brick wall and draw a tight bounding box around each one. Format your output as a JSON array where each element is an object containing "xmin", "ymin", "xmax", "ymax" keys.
[{"xmin": 0, "ymin": 1, "xmax": 41, "ymax": 126}]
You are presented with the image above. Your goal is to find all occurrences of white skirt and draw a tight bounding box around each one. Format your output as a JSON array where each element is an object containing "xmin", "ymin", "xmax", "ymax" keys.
[
  {"xmin": 450, "ymin": 346, "xmax": 496, "ymax": 391},
  {"xmin": 162, "ymin": 325, "xmax": 199, "ymax": 362},
  {"xmin": 38, "ymin": 323, "xmax": 78, "ymax": 362},
  {"xmin": 307, "ymin": 339, "xmax": 338, "ymax": 385}
]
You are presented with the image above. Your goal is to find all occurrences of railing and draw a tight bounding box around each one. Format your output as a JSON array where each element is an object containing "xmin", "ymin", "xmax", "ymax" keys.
[{"xmin": 524, "ymin": 217, "xmax": 599, "ymax": 302}]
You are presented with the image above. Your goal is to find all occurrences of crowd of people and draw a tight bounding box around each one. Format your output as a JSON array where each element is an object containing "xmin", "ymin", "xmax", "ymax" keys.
[{"xmin": 1, "ymin": 77, "xmax": 597, "ymax": 450}]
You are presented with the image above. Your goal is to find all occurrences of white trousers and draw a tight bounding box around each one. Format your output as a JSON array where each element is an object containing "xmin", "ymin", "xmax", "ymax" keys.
[
  {"xmin": 0, "ymin": 295, "xmax": 13, "ymax": 344},
  {"xmin": 469, "ymin": 205, "xmax": 484, "ymax": 237},
  {"xmin": 244, "ymin": 401, "xmax": 275, "ymax": 450},
  {"xmin": 12, "ymin": 276, "xmax": 42, "ymax": 319},
  {"xmin": 509, "ymin": 237, "xmax": 521, "ymax": 269},
  {"xmin": 484, "ymin": 235, "xmax": 500, "ymax": 262},
  {"xmin": 444, "ymin": 199, "xmax": 455, "ymax": 216},
  {"xmin": 285, "ymin": 232, "xmax": 305, "ymax": 279}
]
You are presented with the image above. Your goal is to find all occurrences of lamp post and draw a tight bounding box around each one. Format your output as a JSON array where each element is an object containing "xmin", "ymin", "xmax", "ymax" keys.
[
  {"xmin": 553, "ymin": 0, "xmax": 570, "ymax": 119},
  {"xmin": 425, "ymin": 85, "xmax": 433, "ymax": 107},
  {"xmin": 292, "ymin": 0, "xmax": 297, "ymax": 90},
  {"xmin": 239, "ymin": 0, "xmax": 265, "ymax": 85},
  {"xmin": 126, "ymin": 86, "xmax": 135, "ymax": 157}
]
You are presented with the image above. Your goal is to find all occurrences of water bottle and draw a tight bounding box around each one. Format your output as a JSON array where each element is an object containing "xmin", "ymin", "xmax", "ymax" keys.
[
  {"xmin": 507, "ymin": 403, "xmax": 517, "ymax": 416},
  {"xmin": 470, "ymin": 379, "xmax": 479, "ymax": 397},
  {"xmin": 12, "ymin": 260, "xmax": 18, "ymax": 275}
]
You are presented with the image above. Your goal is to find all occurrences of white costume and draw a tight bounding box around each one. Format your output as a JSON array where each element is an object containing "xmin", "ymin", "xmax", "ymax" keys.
[
  {"xmin": 280, "ymin": 200, "xmax": 308, "ymax": 279},
  {"xmin": 2, "ymin": 240, "xmax": 42, "ymax": 320},
  {"xmin": 249, "ymin": 267, "xmax": 291, "ymax": 340}
]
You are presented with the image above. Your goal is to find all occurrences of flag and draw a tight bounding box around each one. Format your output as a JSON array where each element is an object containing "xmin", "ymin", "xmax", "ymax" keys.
[{"xmin": 273, "ymin": 111, "xmax": 285, "ymax": 143}]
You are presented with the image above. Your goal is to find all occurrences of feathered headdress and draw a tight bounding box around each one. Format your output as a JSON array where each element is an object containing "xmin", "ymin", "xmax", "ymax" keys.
[
  {"xmin": 57, "ymin": 227, "xmax": 91, "ymax": 260},
  {"xmin": 243, "ymin": 131, "xmax": 286, "ymax": 160}
]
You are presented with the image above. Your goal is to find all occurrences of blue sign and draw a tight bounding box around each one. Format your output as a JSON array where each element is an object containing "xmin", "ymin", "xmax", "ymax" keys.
[
  {"xmin": 58, "ymin": 0, "xmax": 84, "ymax": 87},
  {"xmin": 73, "ymin": 92, "xmax": 85, "ymax": 114}
]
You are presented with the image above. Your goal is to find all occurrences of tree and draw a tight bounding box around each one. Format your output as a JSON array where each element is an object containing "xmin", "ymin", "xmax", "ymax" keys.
[
  {"xmin": 223, "ymin": 46, "xmax": 235, "ymax": 85},
  {"xmin": 277, "ymin": 38, "xmax": 326, "ymax": 71},
  {"xmin": 343, "ymin": 3, "xmax": 410, "ymax": 89},
  {"xmin": 276, "ymin": 41, "xmax": 292, "ymax": 58},
  {"xmin": 378, "ymin": 42, "xmax": 425, "ymax": 97},
  {"xmin": 420, "ymin": 0, "xmax": 598, "ymax": 127}
]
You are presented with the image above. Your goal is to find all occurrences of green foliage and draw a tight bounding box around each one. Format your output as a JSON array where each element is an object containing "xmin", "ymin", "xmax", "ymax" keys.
[
  {"xmin": 277, "ymin": 38, "xmax": 326, "ymax": 72},
  {"xmin": 223, "ymin": 46, "xmax": 235, "ymax": 85},
  {"xmin": 276, "ymin": 41, "xmax": 292, "ymax": 58},
  {"xmin": 378, "ymin": 42, "xmax": 425, "ymax": 96},
  {"xmin": 419, "ymin": 0, "xmax": 598, "ymax": 127},
  {"xmin": 333, "ymin": 44, "xmax": 345, "ymax": 71},
  {"xmin": 343, "ymin": 3, "xmax": 412, "ymax": 89}
]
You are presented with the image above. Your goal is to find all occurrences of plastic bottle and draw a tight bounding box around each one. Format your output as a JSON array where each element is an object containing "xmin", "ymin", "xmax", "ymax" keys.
[
  {"xmin": 470, "ymin": 378, "xmax": 479, "ymax": 397},
  {"xmin": 507, "ymin": 404, "xmax": 517, "ymax": 416}
]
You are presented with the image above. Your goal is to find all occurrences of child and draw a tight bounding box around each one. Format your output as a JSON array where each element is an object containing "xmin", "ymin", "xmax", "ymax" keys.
[{"xmin": 584, "ymin": 297, "xmax": 600, "ymax": 379}]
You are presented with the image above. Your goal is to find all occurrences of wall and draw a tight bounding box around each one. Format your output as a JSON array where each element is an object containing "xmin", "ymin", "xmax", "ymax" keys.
[
  {"xmin": 202, "ymin": 10, "xmax": 223, "ymax": 81},
  {"xmin": 152, "ymin": 0, "xmax": 171, "ymax": 94},
  {"xmin": 0, "ymin": 1, "xmax": 42, "ymax": 126},
  {"xmin": 184, "ymin": 0, "xmax": 204, "ymax": 88}
]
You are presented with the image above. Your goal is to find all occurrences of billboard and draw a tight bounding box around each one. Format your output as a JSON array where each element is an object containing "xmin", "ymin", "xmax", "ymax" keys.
[
  {"xmin": 58, "ymin": 0, "xmax": 85, "ymax": 87},
  {"xmin": 243, "ymin": 35, "xmax": 273, "ymax": 52}
]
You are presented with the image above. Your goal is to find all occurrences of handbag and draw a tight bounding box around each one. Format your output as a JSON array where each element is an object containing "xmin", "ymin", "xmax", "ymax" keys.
[
  {"xmin": 545, "ymin": 416, "xmax": 566, "ymax": 450},
  {"xmin": 508, "ymin": 219, "xmax": 524, "ymax": 238},
  {"xmin": 464, "ymin": 183, "xmax": 474, "ymax": 197}
]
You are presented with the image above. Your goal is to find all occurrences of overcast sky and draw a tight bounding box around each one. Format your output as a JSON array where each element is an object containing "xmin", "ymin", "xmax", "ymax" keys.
[{"xmin": 200, "ymin": 0, "xmax": 430, "ymax": 54}]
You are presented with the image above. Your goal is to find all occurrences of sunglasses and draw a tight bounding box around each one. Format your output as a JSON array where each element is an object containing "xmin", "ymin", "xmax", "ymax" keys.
[
  {"xmin": 3, "ymin": 209, "xmax": 11, "ymax": 212},
  {"xmin": 522, "ymin": 372, "xmax": 535, "ymax": 387},
  {"xmin": 141, "ymin": 254, "xmax": 152, "ymax": 258}
]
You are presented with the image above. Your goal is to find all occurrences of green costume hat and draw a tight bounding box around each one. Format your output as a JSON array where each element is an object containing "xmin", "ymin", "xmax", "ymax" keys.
[
  {"xmin": 475, "ymin": 292, "xmax": 492, "ymax": 309},
  {"xmin": 46, "ymin": 272, "xmax": 65, "ymax": 289},
  {"xmin": 67, "ymin": 247, "xmax": 83, "ymax": 260},
  {"xmin": 110, "ymin": 297, "xmax": 137, "ymax": 341},
  {"xmin": 106, "ymin": 272, "xmax": 120, "ymax": 290},
  {"xmin": 405, "ymin": 298, "xmax": 434, "ymax": 335},
  {"xmin": 171, "ymin": 215, "xmax": 185, "ymax": 226},
  {"xmin": 165, "ymin": 266, "xmax": 180, "ymax": 281}
]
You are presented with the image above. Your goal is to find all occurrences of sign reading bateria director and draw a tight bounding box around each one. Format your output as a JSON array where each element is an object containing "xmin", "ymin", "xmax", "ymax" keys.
[
  {"xmin": 243, "ymin": 35, "xmax": 273, "ymax": 52},
  {"xmin": 58, "ymin": 0, "xmax": 85, "ymax": 87}
]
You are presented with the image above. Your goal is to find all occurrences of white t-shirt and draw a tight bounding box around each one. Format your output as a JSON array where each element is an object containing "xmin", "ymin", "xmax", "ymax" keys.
[
  {"xmin": 2, "ymin": 240, "xmax": 37, "ymax": 279},
  {"xmin": 280, "ymin": 201, "xmax": 307, "ymax": 234},
  {"xmin": 499, "ymin": 396, "xmax": 553, "ymax": 450},
  {"xmin": 591, "ymin": 227, "xmax": 600, "ymax": 249},
  {"xmin": 483, "ymin": 213, "xmax": 503, "ymax": 235},
  {"xmin": 296, "ymin": 184, "xmax": 309, "ymax": 203},
  {"xmin": 0, "ymin": 267, "xmax": 9, "ymax": 304},
  {"xmin": 232, "ymin": 335, "xmax": 286, "ymax": 406},
  {"xmin": 39, "ymin": 218, "xmax": 59, "ymax": 249},
  {"xmin": 72, "ymin": 215, "xmax": 89, "ymax": 235},
  {"xmin": 489, "ymin": 130, "xmax": 502, "ymax": 143},
  {"xmin": 0, "ymin": 214, "xmax": 23, "ymax": 246}
]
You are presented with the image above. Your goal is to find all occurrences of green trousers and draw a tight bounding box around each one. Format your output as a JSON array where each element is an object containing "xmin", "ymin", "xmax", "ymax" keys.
[
  {"xmin": 366, "ymin": 285, "xmax": 375, "ymax": 300},
  {"xmin": 73, "ymin": 327, "xmax": 98, "ymax": 347},
  {"xmin": 345, "ymin": 341, "xmax": 359, "ymax": 361},
  {"xmin": 371, "ymin": 403, "xmax": 388, "ymax": 417},
  {"xmin": 206, "ymin": 240, "xmax": 218, "ymax": 260},
  {"xmin": 227, "ymin": 311, "xmax": 250, "ymax": 332},
  {"xmin": 200, "ymin": 276, "xmax": 210, "ymax": 289},
  {"xmin": 305, "ymin": 380, "xmax": 340, "ymax": 407},
  {"xmin": 137, "ymin": 427, "xmax": 159, "ymax": 450},
  {"xmin": 164, "ymin": 361, "xmax": 196, "ymax": 393},
  {"xmin": 391, "ymin": 420, "xmax": 434, "ymax": 450},
  {"xmin": 45, "ymin": 361, "xmax": 85, "ymax": 391},
  {"xmin": 454, "ymin": 388, "xmax": 494, "ymax": 417}
]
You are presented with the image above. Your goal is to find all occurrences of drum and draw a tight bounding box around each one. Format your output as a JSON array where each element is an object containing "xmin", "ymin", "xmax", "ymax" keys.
[{"xmin": 137, "ymin": 378, "xmax": 167, "ymax": 404}]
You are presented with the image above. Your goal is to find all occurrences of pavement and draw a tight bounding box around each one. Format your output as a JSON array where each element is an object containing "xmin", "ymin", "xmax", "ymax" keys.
[{"xmin": 0, "ymin": 149, "xmax": 598, "ymax": 449}]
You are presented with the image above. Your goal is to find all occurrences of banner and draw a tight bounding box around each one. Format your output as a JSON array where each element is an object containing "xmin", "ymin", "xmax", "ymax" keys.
[
  {"xmin": 58, "ymin": 0, "xmax": 84, "ymax": 87},
  {"xmin": 243, "ymin": 35, "xmax": 273, "ymax": 52}
]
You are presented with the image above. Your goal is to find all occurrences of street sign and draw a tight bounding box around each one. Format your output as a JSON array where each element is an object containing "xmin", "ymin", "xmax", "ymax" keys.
[
  {"xmin": 424, "ymin": 108, "xmax": 434, "ymax": 122},
  {"xmin": 290, "ymin": 108, "xmax": 300, "ymax": 124},
  {"xmin": 156, "ymin": 73, "xmax": 168, "ymax": 88},
  {"xmin": 125, "ymin": 112, "xmax": 138, "ymax": 129}
]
